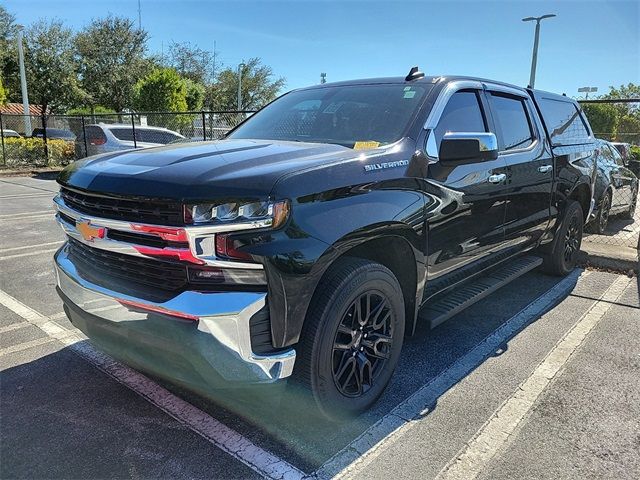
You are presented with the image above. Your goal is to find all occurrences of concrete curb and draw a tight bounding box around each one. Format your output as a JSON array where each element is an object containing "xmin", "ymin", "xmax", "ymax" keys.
[{"xmin": 578, "ymin": 241, "xmax": 638, "ymax": 274}]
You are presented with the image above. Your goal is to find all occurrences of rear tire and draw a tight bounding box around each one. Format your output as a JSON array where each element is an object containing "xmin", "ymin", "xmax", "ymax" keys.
[
  {"xmin": 293, "ymin": 258, "xmax": 405, "ymax": 420},
  {"xmin": 542, "ymin": 201, "xmax": 584, "ymax": 276}
]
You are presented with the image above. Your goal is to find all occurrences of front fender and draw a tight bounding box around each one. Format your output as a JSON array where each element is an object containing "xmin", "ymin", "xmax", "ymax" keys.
[{"xmin": 238, "ymin": 182, "xmax": 428, "ymax": 348}]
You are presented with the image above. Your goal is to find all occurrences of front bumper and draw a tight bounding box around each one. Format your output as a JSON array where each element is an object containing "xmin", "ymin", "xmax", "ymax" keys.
[{"xmin": 54, "ymin": 245, "xmax": 296, "ymax": 390}]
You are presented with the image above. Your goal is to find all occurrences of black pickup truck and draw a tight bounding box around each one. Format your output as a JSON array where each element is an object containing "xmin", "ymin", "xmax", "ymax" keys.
[{"xmin": 54, "ymin": 69, "xmax": 597, "ymax": 418}]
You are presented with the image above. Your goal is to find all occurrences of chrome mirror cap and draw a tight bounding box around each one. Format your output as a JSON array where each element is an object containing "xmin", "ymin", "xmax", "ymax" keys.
[{"xmin": 439, "ymin": 132, "xmax": 499, "ymax": 163}]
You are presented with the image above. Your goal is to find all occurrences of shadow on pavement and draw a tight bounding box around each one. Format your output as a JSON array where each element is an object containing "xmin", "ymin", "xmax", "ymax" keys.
[{"xmin": 1, "ymin": 271, "xmax": 573, "ymax": 476}]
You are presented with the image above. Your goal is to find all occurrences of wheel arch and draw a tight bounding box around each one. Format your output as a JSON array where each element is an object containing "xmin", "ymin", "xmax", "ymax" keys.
[{"xmin": 306, "ymin": 225, "xmax": 424, "ymax": 342}]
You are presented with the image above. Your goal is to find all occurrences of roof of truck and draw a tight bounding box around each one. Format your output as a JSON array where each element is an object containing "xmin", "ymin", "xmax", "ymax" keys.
[{"xmin": 302, "ymin": 74, "xmax": 575, "ymax": 104}]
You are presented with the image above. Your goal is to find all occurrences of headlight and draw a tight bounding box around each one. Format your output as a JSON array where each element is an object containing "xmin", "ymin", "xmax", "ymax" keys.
[{"xmin": 185, "ymin": 199, "xmax": 290, "ymax": 229}]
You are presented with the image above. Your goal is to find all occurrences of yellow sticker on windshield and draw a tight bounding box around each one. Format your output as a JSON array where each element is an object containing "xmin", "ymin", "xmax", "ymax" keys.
[{"xmin": 354, "ymin": 141, "xmax": 380, "ymax": 150}]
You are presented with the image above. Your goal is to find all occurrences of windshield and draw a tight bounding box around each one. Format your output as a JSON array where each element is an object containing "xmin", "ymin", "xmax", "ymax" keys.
[{"xmin": 228, "ymin": 83, "xmax": 430, "ymax": 148}]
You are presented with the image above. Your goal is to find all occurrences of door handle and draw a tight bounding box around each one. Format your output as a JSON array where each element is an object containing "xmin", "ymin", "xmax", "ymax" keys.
[
  {"xmin": 488, "ymin": 173, "xmax": 506, "ymax": 184},
  {"xmin": 538, "ymin": 165, "xmax": 553, "ymax": 173}
]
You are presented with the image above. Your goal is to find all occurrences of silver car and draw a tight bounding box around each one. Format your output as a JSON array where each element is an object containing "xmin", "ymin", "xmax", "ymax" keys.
[{"xmin": 81, "ymin": 123, "xmax": 185, "ymax": 157}]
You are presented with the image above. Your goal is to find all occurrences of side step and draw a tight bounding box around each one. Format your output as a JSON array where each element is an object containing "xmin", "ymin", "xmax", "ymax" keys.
[{"xmin": 418, "ymin": 255, "xmax": 543, "ymax": 329}]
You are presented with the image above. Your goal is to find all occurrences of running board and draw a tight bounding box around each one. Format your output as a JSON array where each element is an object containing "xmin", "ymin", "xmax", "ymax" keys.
[{"xmin": 419, "ymin": 255, "xmax": 543, "ymax": 329}]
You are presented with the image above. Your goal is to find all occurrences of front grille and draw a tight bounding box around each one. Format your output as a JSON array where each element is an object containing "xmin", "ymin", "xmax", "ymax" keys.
[
  {"xmin": 67, "ymin": 238, "xmax": 188, "ymax": 292},
  {"xmin": 61, "ymin": 187, "xmax": 184, "ymax": 226}
]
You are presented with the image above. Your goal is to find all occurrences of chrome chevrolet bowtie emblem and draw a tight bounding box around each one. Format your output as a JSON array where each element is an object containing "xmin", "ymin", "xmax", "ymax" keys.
[{"xmin": 76, "ymin": 220, "xmax": 105, "ymax": 242}]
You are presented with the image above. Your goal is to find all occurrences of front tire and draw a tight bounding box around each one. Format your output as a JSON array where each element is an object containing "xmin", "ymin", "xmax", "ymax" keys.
[
  {"xmin": 294, "ymin": 258, "xmax": 405, "ymax": 419},
  {"xmin": 543, "ymin": 200, "xmax": 584, "ymax": 276}
]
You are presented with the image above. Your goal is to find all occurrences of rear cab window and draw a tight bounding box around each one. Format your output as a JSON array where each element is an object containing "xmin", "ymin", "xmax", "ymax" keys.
[{"xmin": 534, "ymin": 94, "xmax": 592, "ymax": 146}]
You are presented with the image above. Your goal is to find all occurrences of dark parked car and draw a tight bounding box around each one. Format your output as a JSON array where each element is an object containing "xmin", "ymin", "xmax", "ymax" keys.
[
  {"xmin": 31, "ymin": 127, "xmax": 76, "ymax": 141},
  {"xmin": 611, "ymin": 142, "xmax": 631, "ymax": 162},
  {"xmin": 53, "ymin": 70, "xmax": 597, "ymax": 418},
  {"xmin": 588, "ymin": 139, "xmax": 638, "ymax": 233}
]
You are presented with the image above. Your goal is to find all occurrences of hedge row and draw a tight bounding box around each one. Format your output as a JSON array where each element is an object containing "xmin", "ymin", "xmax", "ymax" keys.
[{"xmin": 1, "ymin": 137, "xmax": 75, "ymax": 168}]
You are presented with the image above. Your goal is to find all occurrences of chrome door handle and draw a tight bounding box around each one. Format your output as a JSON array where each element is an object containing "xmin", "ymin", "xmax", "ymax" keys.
[
  {"xmin": 488, "ymin": 173, "xmax": 506, "ymax": 184},
  {"xmin": 538, "ymin": 165, "xmax": 553, "ymax": 173}
]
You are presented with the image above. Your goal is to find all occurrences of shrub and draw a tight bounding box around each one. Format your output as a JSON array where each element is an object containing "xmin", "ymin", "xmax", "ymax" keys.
[
  {"xmin": 2, "ymin": 137, "xmax": 75, "ymax": 168},
  {"xmin": 630, "ymin": 145, "xmax": 640, "ymax": 162}
]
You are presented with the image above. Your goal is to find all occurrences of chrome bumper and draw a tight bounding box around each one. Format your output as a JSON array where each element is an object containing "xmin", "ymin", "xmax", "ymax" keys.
[{"xmin": 54, "ymin": 245, "xmax": 296, "ymax": 386}]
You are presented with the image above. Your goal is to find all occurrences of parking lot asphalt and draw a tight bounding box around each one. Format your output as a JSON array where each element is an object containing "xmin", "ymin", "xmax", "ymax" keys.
[{"xmin": 1, "ymin": 175, "xmax": 639, "ymax": 480}]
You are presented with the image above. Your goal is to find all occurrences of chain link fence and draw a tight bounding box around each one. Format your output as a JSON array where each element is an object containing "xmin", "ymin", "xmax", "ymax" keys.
[
  {"xmin": 0, "ymin": 110, "xmax": 255, "ymax": 169},
  {"xmin": 578, "ymin": 99, "xmax": 639, "ymax": 250}
]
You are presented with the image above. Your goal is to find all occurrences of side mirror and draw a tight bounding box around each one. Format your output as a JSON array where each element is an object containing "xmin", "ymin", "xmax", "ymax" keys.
[{"xmin": 439, "ymin": 132, "xmax": 499, "ymax": 163}]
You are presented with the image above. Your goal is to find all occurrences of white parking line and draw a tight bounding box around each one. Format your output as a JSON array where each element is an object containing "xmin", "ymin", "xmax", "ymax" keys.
[
  {"xmin": 436, "ymin": 274, "xmax": 632, "ymax": 480},
  {"xmin": 0, "ymin": 211, "xmax": 52, "ymax": 219},
  {"xmin": 315, "ymin": 269, "xmax": 588, "ymax": 480},
  {"xmin": 0, "ymin": 248, "xmax": 61, "ymax": 261},
  {"xmin": 3, "ymin": 241, "xmax": 64, "ymax": 253},
  {"xmin": 0, "ymin": 179, "xmax": 58, "ymax": 194},
  {"xmin": 0, "ymin": 321, "xmax": 31, "ymax": 333},
  {"xmin": 0, "ymin": 336, "xmax": 59, "ymax": 356},
  {"xmin": 0, "ymin": 289, "xmax": 306, "ymax": 480},
  {"xmin": 3, "ymin": 213, "xmax": 55, "ymax": 221},
  {"xmin": 0, "ymin": 193, "xmax": 53, "ymax": 199}
]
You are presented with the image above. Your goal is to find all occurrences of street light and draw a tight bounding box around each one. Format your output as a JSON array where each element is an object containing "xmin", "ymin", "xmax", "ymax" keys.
[
  {"xmin": 16, "ymin": 25, "xmax": 32, "ymax": 136},
  {"xmin": 522, "ymin": 14, "xmax": 556, "ymax": 88},
  {"xmin": 578, "ymin": 86, "xmax": 598, "ymax": 99},
  {"xmin": 237, "ymin": 63, "xmax": 245, "ymax": 111}
]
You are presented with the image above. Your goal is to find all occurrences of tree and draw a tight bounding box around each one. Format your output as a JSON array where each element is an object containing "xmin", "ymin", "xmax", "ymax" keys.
[
  {"xmin": 134, "ymin": 67, "xmax": 187, "ymax": 112},
  {"xmin": 581, "ymin": 103, "xmax": 618, "ymax": 137},
  {"xmin": 0, "ymin": 75, "xmax": 6, "ymax": 105},
  {"xmin": 184, "ymin": 78, "xmax": 205, "ymax": 110},
  {"xmin": 165, "ymin": 41, "xmax": 216, "ymax": 84},
  {"xmin": 23, "ymin": 20, "xmax": 82, "ymax": 113},
  {"xmin": 0, "ymin": 6, "xmax": 18, "ymax": 101},
  {"xmin": 207, "ymin": 58, "xmax": 285, "ymax": 110},
  {"xmin": 75, "ymin": 15, "xmax": 149, "ymax": 112},
  {"xmin": 601, "ymin": 83, "xmax": 640, "ymax": 142}
]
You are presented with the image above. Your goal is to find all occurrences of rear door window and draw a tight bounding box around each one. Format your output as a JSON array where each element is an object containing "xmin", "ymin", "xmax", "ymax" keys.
[
  {"xmin": 109, "ymin": 128, "xmax": 134, "ymax": 141},
  {"xmin": 488, "ymin": 93, "xmax": 535, "ymax": 151},
  {"xmin": 137, "ymin": 129, "xmax": 180, "ymax": 144}
]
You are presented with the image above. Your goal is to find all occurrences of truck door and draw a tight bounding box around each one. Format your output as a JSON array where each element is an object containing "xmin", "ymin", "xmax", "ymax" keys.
[
  {"xmin": 424, "ymin": 88, "xmax": 509, "ymax": 279},
  {"xmin": 485, "ymin": 87, "xmax": 553, "ymax": 250}
]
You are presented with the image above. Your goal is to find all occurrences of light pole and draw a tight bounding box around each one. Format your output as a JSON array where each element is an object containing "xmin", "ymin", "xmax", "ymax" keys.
[
  {"xmin": 16, "ymin": 26, "xmax": 32, "ymax": 136},
  {"xmin": 237, "ymin": 63, "xmax": 245, "ymax": 111},
  {"xmin": 522, "ymin": 14, "xmax": 556, "ymax": 88},
  {"xmin": 578, "ymin": 86, "xmax": 598, "ymax": 99}
]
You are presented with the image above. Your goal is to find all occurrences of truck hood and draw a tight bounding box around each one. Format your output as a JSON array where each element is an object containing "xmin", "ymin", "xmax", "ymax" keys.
[{"xmin": 58, "ymin": 139, "xmax": 365, "ymax": 200}]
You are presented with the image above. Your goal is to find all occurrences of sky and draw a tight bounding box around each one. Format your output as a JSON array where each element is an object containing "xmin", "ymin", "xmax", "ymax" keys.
[{"xmin": 4, "ymin": 0, "xmax": 639, "ymax": 98}]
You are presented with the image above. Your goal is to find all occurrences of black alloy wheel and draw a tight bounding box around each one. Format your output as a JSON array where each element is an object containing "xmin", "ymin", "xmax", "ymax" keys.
[
  {"xmin": 332, "ymin": 292, "xmax": 394, "ymax": 397},
  {"xmin": 597, "ymin": 193, "xmax": 611, "ymax": 233},
  {"xmin": 563, "ymin": 213, "xmax": 581, "ymax": 264},
  {"xmin": 293, "ymin": 257, "xmax": 405, "ymax": 419},
  {"xmin": 542, "ymin": 200, "xmax": 583, "ymax": 276}
]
